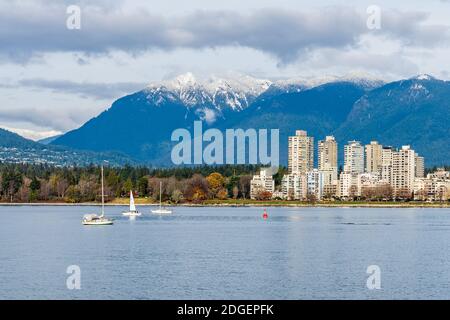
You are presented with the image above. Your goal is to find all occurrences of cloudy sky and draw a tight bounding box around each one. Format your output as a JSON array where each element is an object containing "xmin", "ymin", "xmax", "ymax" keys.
[{"xmin": 1, "ymin": 0, "xmax": 450, "ymax": 140}]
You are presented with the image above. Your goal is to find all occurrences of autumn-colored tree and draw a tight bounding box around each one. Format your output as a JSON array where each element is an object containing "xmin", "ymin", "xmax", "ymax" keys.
[
  {"xmin": 306, "ymin": 192, "xmax": 317, "ymax": 204},
  {"xmin": 349, "ymin": 185, "xmax": 359, "ymax": 200},
  {"xmin": 65, "ymin": 185, "xmax": 82, "ymax": 203},
  {"xmin": 216, "ymin": 188, "xmax": 229, "ymax": 200},
  {"xmin": 206, "ymin": 172, "xmax": 225, "ymax": 198},
  {"xmin": 184, "ymin": 174, "xmax": 208, "ymax": 202},
  {"xmin": 395, "ymin": 187, "xmax": 412, "ymax": 200},
  {"xmin": 256, "ymin": 190, "xmax": 272, "ymax": 200},
  {"xmin": 171, "ymin": 189, "xmax": 183, "ymax": 203},
  {"xmin": 232, "ymin": 186, "xmax": 239, "ymax": 199}
]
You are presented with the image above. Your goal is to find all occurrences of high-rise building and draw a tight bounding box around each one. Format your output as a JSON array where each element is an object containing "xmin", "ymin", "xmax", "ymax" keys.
[
  {"xmin": 381, "ymin": 146, "xmax": 394, "ymax": 184},
  {"xmin": 365, "ymin": 141, "xmax": 383, "ymax": 173},
  {"xmin": 318, "ymin": 136, "xmax": 338, "ymax": 179},
  {"xmin": 344, "ymin": 141, "xmax": 364, "ymax": 174},
  {"xmin": 392, "ymin": 145, "xmax": 416, "ymax": 195},
  {"xmin": 415, "ymin": 153, "xmax": 425, "ymax": 178},
  {"xmin": 288, "ymin": 130, "xmax": 314, "ymax": 175}
]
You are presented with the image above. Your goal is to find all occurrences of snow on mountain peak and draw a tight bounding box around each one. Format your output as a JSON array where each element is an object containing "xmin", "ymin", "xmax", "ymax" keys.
[
  {"xmin": 413, "ymin": 74, "xmax": 435, "ymax": 81},
  {"xmin": 144, "ymin": 72, "xmax": 384, "ymax": 111},
  {"xmin": 145, "ymin": 73, "xmax": 272, "ymax": 111}
]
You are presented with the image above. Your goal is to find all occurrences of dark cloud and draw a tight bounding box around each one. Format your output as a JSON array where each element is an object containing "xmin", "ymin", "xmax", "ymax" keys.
[{"xmin": 1, "ymin": 2, "xmax": 448, "ymax": 64}]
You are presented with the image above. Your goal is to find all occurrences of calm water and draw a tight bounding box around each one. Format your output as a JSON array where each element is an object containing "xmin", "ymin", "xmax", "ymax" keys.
[{"xmin": 0, "ymin": 205, "xmax": 450, "ymax": 299}]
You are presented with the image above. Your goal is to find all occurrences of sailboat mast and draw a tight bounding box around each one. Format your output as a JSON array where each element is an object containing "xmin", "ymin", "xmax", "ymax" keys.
[
  {"xmin": 159, "ymin": 181, "xmax": 162, "ymax": 209},
  {"xmin": 101, "ymin": 165, "xmax": 105, "ymax": 217}
]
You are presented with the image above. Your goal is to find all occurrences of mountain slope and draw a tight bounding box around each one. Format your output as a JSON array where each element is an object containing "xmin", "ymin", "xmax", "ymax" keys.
[
  {"xmin": 37, "ymin": 134, "xmax": 62, "ymax": 145},
  {"xmin": 228, "ymin": 81, "xmax": 367, "ymax": 165},
  {"xmin": 334, "ymin": 75, "xmax": 450, "ymax": 165},
  {"xmin": 0, "ymin": 128, "xmax": 135, "ymax": 166}
]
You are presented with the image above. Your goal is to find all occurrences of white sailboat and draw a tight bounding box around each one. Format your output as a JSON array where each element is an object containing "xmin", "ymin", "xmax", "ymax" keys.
[
  {"xmin": 122, "ymin": 190, "xmax": 142, "ymax": 217},
  {"xmin": 151, "ymin": 181, "xmax": 173, "ymax": 215},
  {"xmin": 82, "ymin": 165, "xmax": 114, "ymax": 225}
]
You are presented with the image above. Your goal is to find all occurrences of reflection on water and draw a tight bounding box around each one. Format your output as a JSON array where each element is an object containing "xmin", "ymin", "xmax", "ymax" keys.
[{"xmin": 0, "ymin": 206, "xmax": 449, "ymax": 299}]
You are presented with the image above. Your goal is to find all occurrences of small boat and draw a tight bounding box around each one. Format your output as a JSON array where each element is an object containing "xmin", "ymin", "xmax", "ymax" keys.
[
  {"xmin": 151, "ymin": 181, "xmax": 173, "ymax": 215},
  {"xmin": 82, "ymin": 165, "xmax": 114, "ymax": 226},
  {"xmin": 122, "ymin": 190, "xmax": 142, "ymax": 217}
]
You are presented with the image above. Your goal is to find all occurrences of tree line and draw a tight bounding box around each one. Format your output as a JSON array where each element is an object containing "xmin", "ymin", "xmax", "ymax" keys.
[{"xmin": 0, "ymin": 163, "xmax": 269, "ymax": 203}]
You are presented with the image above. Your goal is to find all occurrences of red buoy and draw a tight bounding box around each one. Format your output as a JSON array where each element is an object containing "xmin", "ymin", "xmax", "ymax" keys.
[{"xmin": 262, "ymin": 208, "xmax": 268, "ymax": 220}]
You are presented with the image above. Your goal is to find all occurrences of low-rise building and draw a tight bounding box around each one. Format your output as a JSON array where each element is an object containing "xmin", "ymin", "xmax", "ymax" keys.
[
  {"xmin": 250, "ymin": 168, "xmax": 275, "ymax": 199},
  {"xmin": 338, "ymin": 172, "xmax": 358, "ymax": 199},
  {"xmin": 413, "ymin": 168, "xmax": 450, "ymax": 201},
  {"xmin": 281, "ymin": 174, "xmax": 307, "ymax": 200},
  {"xmin": 307, "ymin": 169, "xmax": 325, "ymax": 200}
]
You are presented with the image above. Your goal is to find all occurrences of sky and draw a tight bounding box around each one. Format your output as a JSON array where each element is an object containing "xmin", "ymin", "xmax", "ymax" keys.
[{"xmin": 1, "ymin": 0, "xmax": 450, "ymax": 140}]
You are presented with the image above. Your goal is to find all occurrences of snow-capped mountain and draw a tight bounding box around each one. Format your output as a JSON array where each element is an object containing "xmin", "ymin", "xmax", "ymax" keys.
[
  {"xmin": 145, "ymin": 72, "xmax": 272, "ymax": 111},
  {"xmin": 142, "ymin": 72, "xmax": 383, "ymax": 121},
  {"xmin": 52, "ymin": 73, "xmax": 449, "ymax": 166}
]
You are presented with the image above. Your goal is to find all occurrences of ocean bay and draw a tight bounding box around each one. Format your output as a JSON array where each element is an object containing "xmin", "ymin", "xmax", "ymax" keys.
[{"xmin": 1, "ymin": 206, "xmax": 449, "ymax": 299}]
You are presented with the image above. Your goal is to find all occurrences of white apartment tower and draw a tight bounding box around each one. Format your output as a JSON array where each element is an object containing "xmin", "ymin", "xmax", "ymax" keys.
[
  {"xmin": 288, "ymin": 130, "xmax": 314, "ymax": 175},
  {"xmin": 381, "ymin": 146, "xmax": 394, "ymax": 184},
  {"xmin": 318, "ymin": 136, "xmax": 338, "ymax": 174},
  {"xmin": 344, "ymin": 141, "xmax": 364, "ymax": 174},
  {"xmin": 415, "ymin": 154, "xmax": 425, "ymax": 178},
  {"xmin": 392, "ymin": 146, "xmax": 416, "ymax": 194},
  {"xmin": 365, "ymin": 141, "xmax": 383, "ymax": 173}
]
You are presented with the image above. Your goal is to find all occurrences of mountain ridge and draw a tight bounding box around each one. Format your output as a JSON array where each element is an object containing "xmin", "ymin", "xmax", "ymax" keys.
[{"xmin": 51, "ymin": 73, "xmax": 449, "ymax": 166}]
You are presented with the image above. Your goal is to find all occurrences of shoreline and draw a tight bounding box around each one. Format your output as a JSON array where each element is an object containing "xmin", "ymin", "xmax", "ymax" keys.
[{"xmin": 0, "ymin": 201, "xmax": 448, "ymax": 208}]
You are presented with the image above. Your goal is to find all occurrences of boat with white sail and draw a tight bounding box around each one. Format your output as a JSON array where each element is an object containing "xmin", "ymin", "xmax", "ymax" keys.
[{"xmin": 122, "ymin": 190, "xmax": 142, "ymax": 217}]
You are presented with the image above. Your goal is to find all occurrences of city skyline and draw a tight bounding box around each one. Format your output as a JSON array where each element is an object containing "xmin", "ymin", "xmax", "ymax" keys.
[{"xmin": 250, "ymin": 129, "xmax": 442, "ymax": 201}]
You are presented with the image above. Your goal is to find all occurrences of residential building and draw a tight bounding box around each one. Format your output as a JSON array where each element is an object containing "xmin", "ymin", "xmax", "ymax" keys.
[
  {"xmin": 381, "ymin": 146, "xmax": 394, "ymax": 184},
  {"xmin": 344, "ymin": 140, "xmax": 364, "ymax": 174},
  {"xmin": 281, "ymin": 174, "xmax": 307, "ymax": 200},
  {"xmin": 338, "ymin": 172, "xmax": 358, "ymax": 198},
  {"xmin": 307, "ymin": 169, "xmax": 325, "ymax": 200},
  {"xmin": 392, "ymin": 145, "xmax": 416, "ymax": 196},
  {"xmin": 318, "ymin": 136, "xmax": 338, "ymax": 178},
  {"xmin": 413, "ymin": 168, "xmax": 450, "ymax": 201},
  {"xmin": 288, "ymin": 130, "xmax": 314, "ymax": 175},
  {"xmin": 415, "ymin": 154, "xmax": 425, "ymax": 178},
  {"xmin": 365, "ymin": 141, "xmax": 383, "ymax": 173},
  {"xmin": 250, "ymin": 168, "xmax": 275, "ymax": 199},
  {"xmin": 357, "ymin": 172, "xmax": 381, "ymax": 196}
]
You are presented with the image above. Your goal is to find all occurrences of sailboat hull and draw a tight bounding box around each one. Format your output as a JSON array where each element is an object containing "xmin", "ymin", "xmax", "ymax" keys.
[
  {"xmin": 122, "ymin": 211, "xmax": 142, "ymax": 217},
  {"xmin": 151, "ymin": 209, "xmax": 173, "ymax": 215},
  {"xmin": 82, "ymin": 219, "xmax": 114, "ymax": 225}
]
